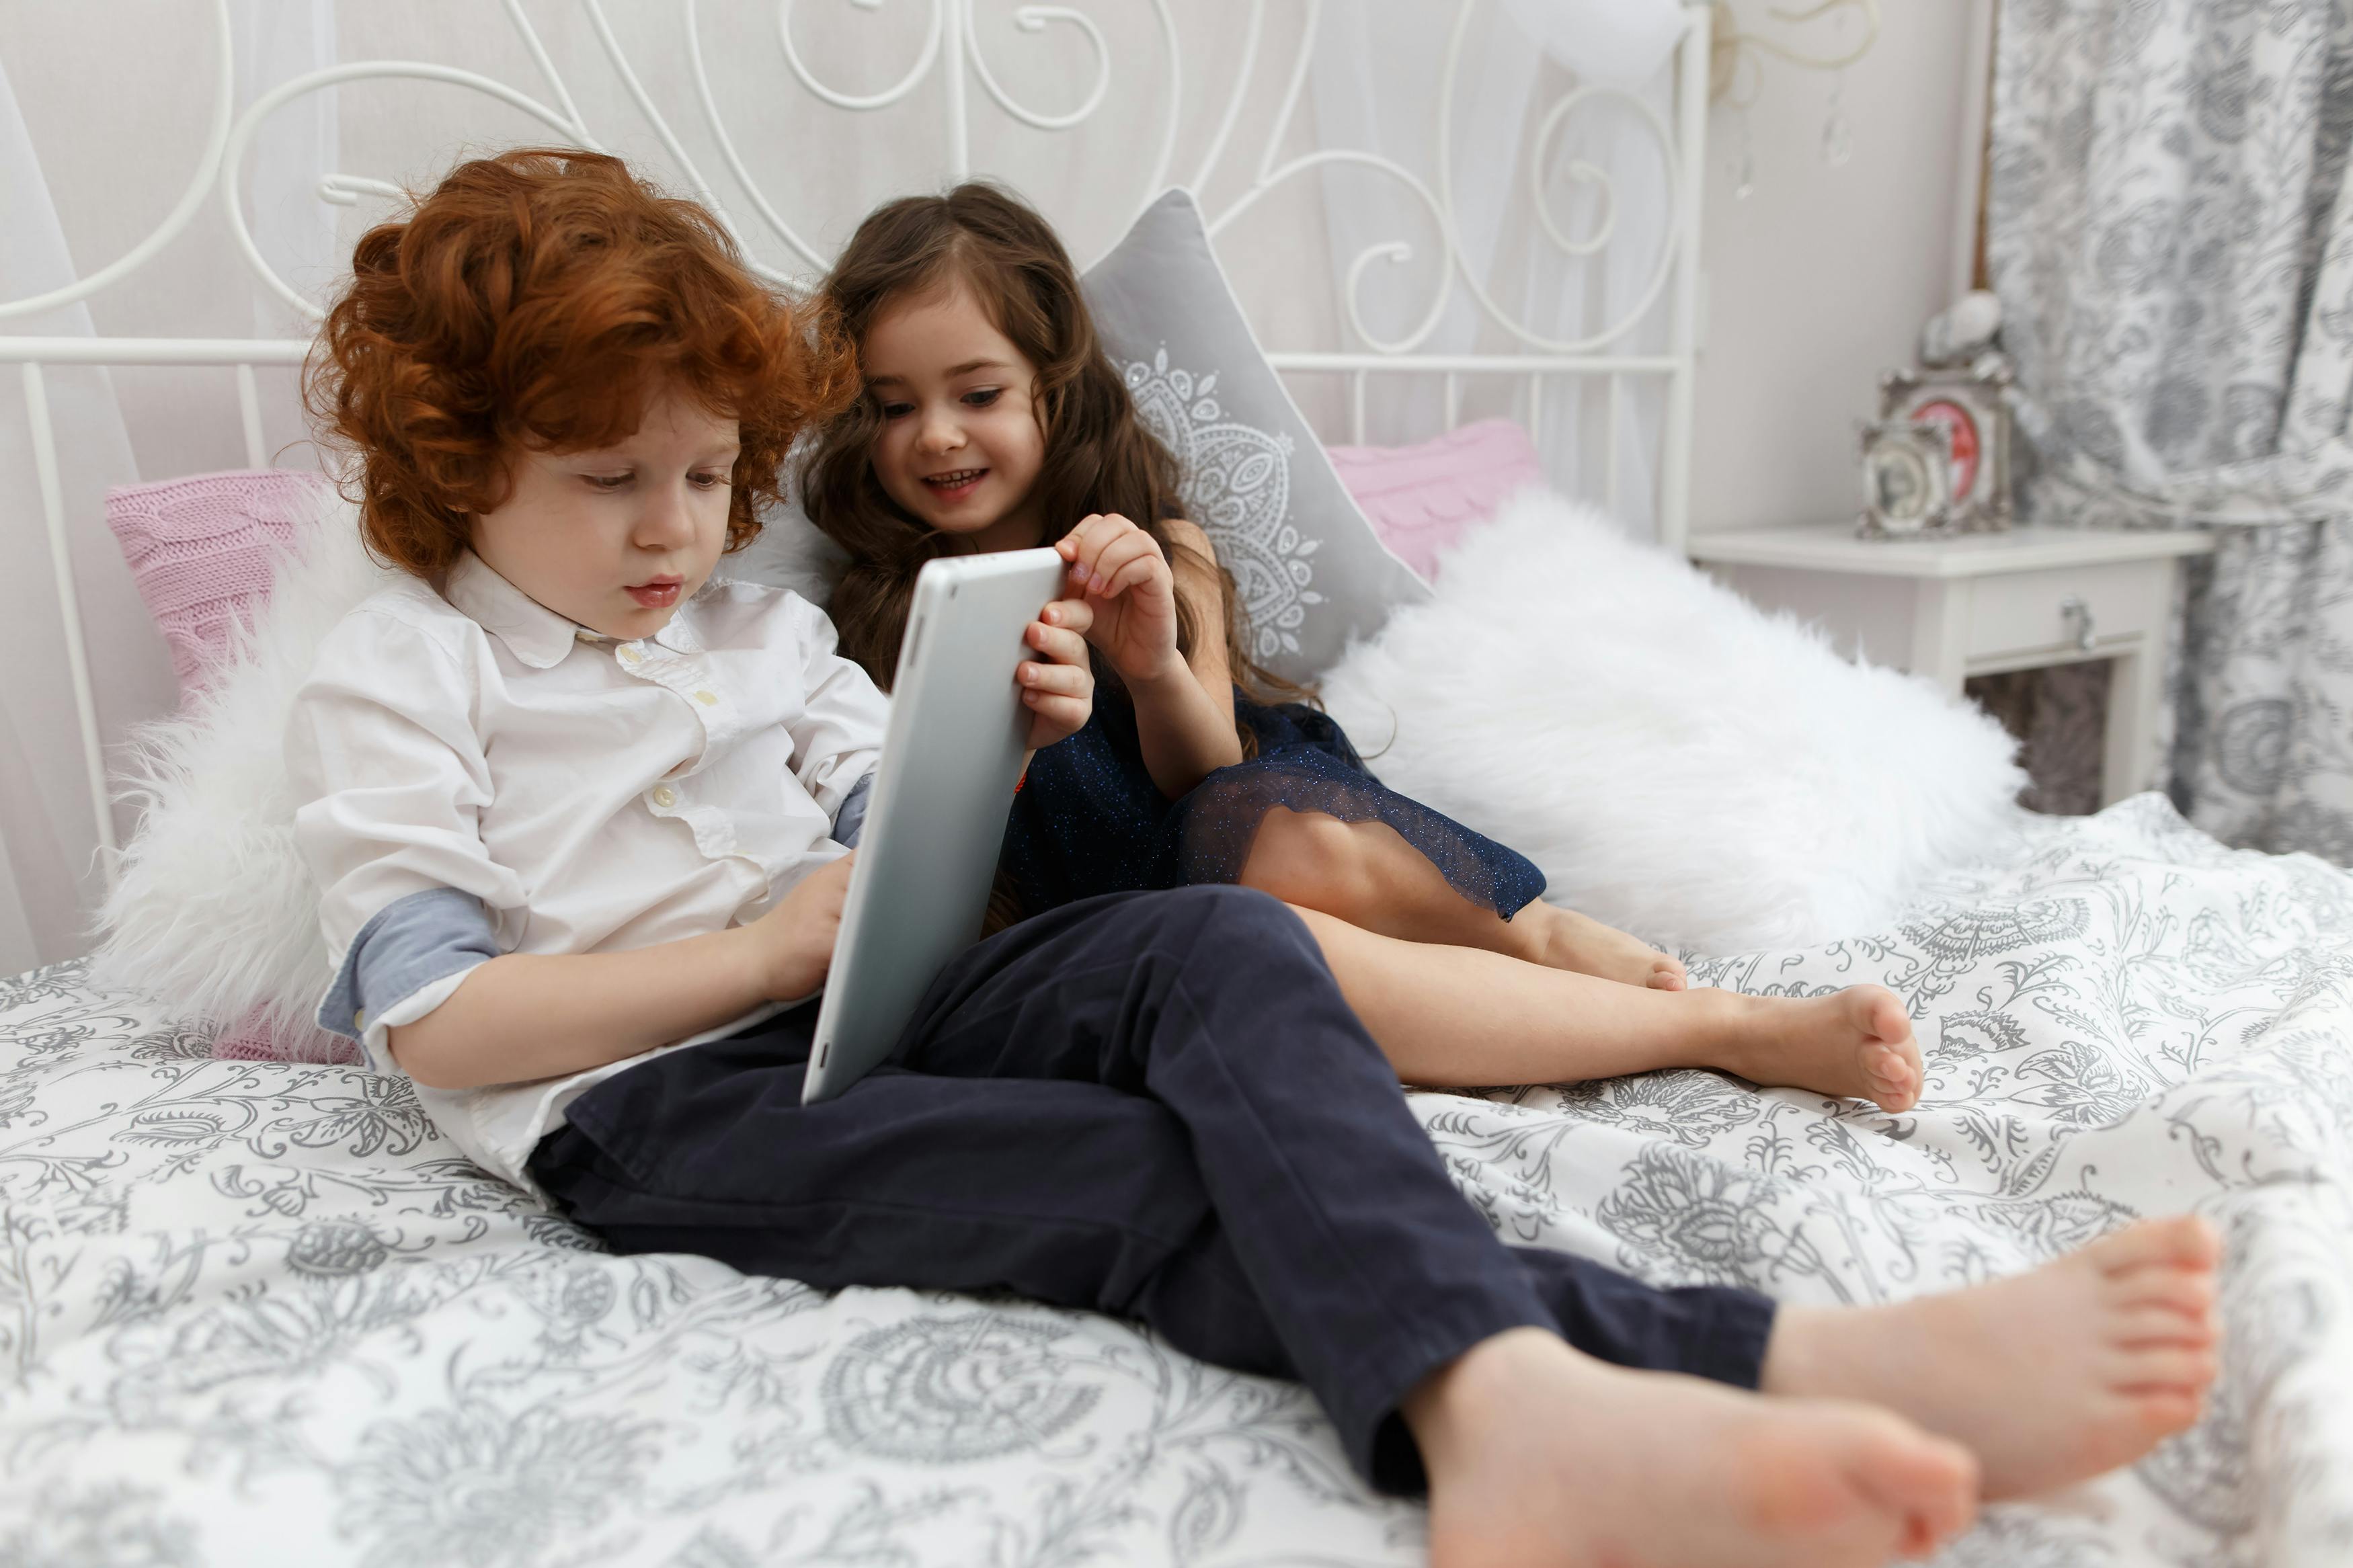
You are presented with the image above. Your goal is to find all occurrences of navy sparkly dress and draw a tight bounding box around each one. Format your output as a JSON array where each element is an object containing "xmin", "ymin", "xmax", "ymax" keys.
[{"xmin": 999, "ymin": 688, "xmax": 1548, "ymax": 921}]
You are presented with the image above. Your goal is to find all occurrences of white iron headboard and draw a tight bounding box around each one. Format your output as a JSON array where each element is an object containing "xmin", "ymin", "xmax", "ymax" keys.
[{"xmin": 0, "ymin": 0, "xmax": 1712, "ymax": 873}]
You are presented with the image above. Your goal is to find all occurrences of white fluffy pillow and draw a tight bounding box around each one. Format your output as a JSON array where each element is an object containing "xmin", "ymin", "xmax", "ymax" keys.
[
  {"xmin": 89, "ymin": 490, "xmax": 397, "ymax": 1058},
  {"xmin": 1320, "ymin": 491, "xmax": 2028, "ymax": 953}
]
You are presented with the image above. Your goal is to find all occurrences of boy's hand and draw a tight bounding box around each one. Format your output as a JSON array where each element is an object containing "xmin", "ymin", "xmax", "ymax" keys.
[
  {"xmin": 1058, "ymin": 513, "xmax": 1182, "ymax": 685},
  {"xmin": 1020, "ymin": 597, "xmax": 1095, "ymax": 749},
  {"xmin": 750, "ymin": 853, "xmax": 856, "ymax": 1001}
]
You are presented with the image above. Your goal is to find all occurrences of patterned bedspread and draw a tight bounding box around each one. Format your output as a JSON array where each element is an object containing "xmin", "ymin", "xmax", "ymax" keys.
[{"xmin": 1, "ymin": 795, "xmax": 2348, "ymax": 1567}]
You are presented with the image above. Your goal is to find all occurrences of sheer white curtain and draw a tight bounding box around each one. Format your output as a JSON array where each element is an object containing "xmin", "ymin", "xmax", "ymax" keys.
[
  {"xmin": 1306, "ymin": 0, "xmax": 1682, "ymax": 533},
  {"xmin": 0, "ymin": 1, "xmax": 337, "ymax": 977},
  {"xmin": 0, "ymin": 1, "xmax": 1582, "ymax": 974},
  {"xmin": 0, "ymin": 57, "xmax": 133, "ymax": 976}
]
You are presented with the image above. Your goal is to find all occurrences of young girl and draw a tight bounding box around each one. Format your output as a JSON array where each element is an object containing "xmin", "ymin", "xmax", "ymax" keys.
[
  {"xmin": 287, "ymin": 149, "xmax": 2219, "ymax": 1568},
  {"xmin": 803, "ymin": 183, "xmax": 1927, "ymax": 1112}
]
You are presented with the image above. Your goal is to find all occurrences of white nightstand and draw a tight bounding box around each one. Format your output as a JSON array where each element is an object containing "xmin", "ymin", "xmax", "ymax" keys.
[{"xmin": 1687, "ymin": 524, "xmax": 2217, "ymax": 807}]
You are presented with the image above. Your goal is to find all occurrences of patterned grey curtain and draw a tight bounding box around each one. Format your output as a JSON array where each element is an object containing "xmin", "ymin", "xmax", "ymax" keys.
[{"xmin": 1986, "ymin": 0, "xmax": 2353, "ymax": 859}]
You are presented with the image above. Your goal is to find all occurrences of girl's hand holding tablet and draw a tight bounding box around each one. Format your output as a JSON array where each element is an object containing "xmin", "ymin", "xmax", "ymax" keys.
[
  {"xmin": 1056, "ymin": 513, "xmax": 1183, "ymax": 685},
  {"xmin": 1019, "ymin": 596, "xmax": 1096, "ymax": 749}
]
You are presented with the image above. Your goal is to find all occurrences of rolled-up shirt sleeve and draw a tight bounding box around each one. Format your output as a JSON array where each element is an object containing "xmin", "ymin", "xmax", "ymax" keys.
[
  {"xmin": 783, "ymin": 594, "xmax": 889, "ymax": 821},
  {"xmin": 288, "ymin": 608, "xmax": 524, "ymax": 1072},
  {"xmin": 831, "ymin": 771, "xmax": 875, "ymax": 848},
  {"xmin": 315, "ymin": 886, "xmax": 500, "ymax": 1066}
]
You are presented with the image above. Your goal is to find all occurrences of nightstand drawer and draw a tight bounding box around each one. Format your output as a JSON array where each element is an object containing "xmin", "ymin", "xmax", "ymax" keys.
[
  {"xmin": 1964, "ymin": 562, "xmax": 2156, "ymax": 662},
  {"xmin": 1691, "ymin": 523, "xmax": 2214, "ymax": 807}
]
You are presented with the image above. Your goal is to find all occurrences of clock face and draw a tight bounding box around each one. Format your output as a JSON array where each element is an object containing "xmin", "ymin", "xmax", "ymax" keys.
[
  {"xmin": 1864, "ymin": 440, "xmax": 1933, "ymax": 531},
  {"xmin": 1909, "ymin": 398, "xmax": 1981, "ymax": 500}
]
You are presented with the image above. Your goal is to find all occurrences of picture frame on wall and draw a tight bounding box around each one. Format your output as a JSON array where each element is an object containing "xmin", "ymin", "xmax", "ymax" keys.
[{"xmin": 1878, "ymin": 359, "xmax": 2014, "ymax": 532}]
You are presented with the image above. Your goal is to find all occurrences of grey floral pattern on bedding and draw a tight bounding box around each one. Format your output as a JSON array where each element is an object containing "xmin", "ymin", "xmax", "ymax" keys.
[{"xmin": 2, "ymin": 795, "xmax": 2351, "ymax": 1567}]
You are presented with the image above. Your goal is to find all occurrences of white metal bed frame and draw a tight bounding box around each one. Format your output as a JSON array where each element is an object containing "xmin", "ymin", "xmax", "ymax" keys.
[{"xmin": 0, "ymin": 0, "xmax": 1712, "ymax": 871}]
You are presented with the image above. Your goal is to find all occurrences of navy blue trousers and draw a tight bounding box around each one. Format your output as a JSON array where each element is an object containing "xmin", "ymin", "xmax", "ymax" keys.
[{"xmin": 528, "ymin": 886, "xmax": 1772, "ymax": 1493}]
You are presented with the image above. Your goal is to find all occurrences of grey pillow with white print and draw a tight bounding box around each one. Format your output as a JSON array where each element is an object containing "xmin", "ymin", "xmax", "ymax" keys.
[
  {"xmin": 1082, "ymin": 188, "xmax": 1430, "ymax": 683},
  {"xmin": 729, "ymin": 190, "xmax": 1430, "ymax": 683}
]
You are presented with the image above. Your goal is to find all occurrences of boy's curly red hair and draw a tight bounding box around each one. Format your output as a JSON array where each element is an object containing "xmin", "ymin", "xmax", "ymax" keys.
[{"xmin": 307, "ymin": 147, "xmax": 852, "ymax": 577}]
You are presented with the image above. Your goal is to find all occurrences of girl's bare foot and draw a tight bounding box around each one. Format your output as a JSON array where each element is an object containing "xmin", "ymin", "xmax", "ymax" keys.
[
  {"xmin": 1527, "ymin": 905, "xmax": 1688, "ymax": 989},
  {"xmin": 1409, "ymin": 1328, "xmax": 1977, "ymax": 1568},
  {"xmin": 1715, "ymin": 984, "xmax": 1924, "ymax": 1112},
  {"xmin": 1761, "ymin": 1216, "xmax": 2223, "ymax": 1498}
]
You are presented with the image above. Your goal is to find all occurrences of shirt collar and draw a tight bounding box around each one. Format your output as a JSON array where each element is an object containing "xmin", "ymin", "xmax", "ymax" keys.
[
  {"xmin": 653, "ymin": 600, "xmax": 703, "ymax": 655},
  {"xmin": 443, "ymin": 551, "xmax": 708, "ymax": 667},
  {"xmin": 442, "ymin": 552, "xmax": 582, "ymax": 669}
]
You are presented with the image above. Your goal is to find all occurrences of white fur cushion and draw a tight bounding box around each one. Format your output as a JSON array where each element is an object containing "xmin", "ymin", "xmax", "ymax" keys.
[
  {"xmin": 1320, "ymin": 491, "xmax": 2029, "ymax": 953},
  {"xmin": 89, "ymin": 489, "xmax": 397, "ymax": 1059}
]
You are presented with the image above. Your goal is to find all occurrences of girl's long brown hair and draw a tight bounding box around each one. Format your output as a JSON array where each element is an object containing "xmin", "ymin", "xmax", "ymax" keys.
[{"xmin": 799, "ymin": 182, "xmax": 1283, "ymax": 705}]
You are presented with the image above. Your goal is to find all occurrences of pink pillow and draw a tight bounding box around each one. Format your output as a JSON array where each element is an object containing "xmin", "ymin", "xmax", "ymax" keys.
[
  {"xmin": 105, "ymin": 468, "xmax": 355, "ymax": 1066},
  {"xmin": 104, "ymin": 468, "xmax": 333, "ymax": 696},
  {"xmin": 1326, "ymin": 418, "xmax": 1544, "ymax": 581}
]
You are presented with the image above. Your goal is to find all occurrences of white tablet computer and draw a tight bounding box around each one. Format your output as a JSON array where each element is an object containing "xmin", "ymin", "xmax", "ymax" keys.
[{"xmin": 800, "ymin": 546, "xmax": 1067, "ymax": 1104}]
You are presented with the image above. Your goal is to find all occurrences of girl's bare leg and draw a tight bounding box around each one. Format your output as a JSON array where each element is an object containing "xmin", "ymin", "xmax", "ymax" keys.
[
  {"xmin": 1285, "ymin": 904, "xmax": 1922, "ymax": 1109},
  {"xmin": 1242, "ymin": 807, "xmax": 1687, "ymax": 989}
]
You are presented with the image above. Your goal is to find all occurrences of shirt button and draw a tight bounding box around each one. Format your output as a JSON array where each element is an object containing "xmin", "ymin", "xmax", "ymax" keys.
[
  {"xmin": 650, "ymin": 785, "xmax": 678, "ymax": 809},
  {"xmin": 693, "ymin": 690, "xmax": 718, "ymax": 706},
  {"xmin": 619, "ymin": 647, "xmax": 643, "ymax": 665},
  {"xmin": 353, "ymin": 1009, "xmax": 366, "ymax": 1030}
]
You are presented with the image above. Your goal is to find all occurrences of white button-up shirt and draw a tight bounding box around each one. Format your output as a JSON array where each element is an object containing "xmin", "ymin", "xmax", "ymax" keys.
[{"xmin": 287, "ymin": 550, "xmax": 888, "ymax": 1192}]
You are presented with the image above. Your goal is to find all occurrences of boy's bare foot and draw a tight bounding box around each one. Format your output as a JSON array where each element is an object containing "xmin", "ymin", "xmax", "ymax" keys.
[
  {"xmin": 1528, "ymin": 905, "xmax": 1689, "ymax": 990},
  {"xmin": 1714, "ymin": 984, "xmax": 1924, "ymax": 1112},
  {"xmin": 1409, "ymin": 1327, "xmax": 1977, "ymax": 1568},
  {"xmin": 1762, "ymin": 1216, "xmax": 2223, "ymax": 1499}
]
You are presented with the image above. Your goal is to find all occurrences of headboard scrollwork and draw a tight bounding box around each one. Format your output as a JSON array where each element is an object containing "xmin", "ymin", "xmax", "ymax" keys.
[{"xmin": 0, "ymin": 0, "xmax": 1712, "ymax": 865}]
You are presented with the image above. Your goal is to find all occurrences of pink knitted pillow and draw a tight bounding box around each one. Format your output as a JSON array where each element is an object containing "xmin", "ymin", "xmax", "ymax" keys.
[
  {"xmin": 104, "ymin": 468, "xmax": 356, "ymax": 1065},
  {"xmin": 1325, "ymin": 418, "xmax": 1545, "ymax": 582},
  {"xmin": 105, "ymin": 468, "xmax": 334, "ymax": 696}
]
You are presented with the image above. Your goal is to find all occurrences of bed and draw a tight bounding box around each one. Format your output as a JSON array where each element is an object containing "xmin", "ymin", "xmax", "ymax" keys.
[
  {"xmin": 6, "ymin": 6, "xmax": 2352, "ymax": 1567},
  {"xmin": 1, "ymin": 796, "xmax": 2347, "ymax": 1565}
]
